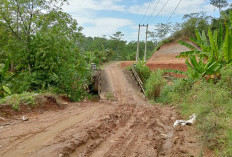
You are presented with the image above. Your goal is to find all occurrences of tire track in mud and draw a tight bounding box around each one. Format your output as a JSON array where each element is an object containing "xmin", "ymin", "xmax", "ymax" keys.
[
  {"xmin": 1, "ymin": 104, "xmax": 106, "ymax": 157},
  {"xmin": 59, "ymin": 103, "xmax": 173, "ymax": 157}
]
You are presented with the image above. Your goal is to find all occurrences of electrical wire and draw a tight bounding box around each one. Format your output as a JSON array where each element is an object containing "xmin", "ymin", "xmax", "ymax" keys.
[
  {"xmin": 166, "ymin": 0, "xmax": 182, "ymax": 23},
  {"xmin": 149, "ymin": 0, "xmax": 171, "ymax": 24},
  {"xmin": 139, "ymin": 0, "xmax": 152, "ymax": 24},
  {"xmin": 144, "ymin": 0, "xmax": 161, "ymax": 24}
]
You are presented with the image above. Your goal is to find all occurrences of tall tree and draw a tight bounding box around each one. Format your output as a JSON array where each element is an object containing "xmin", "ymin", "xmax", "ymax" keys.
[
  {"xmin": 0, "ymin": 0, "xmax": 82, "ymax": 72},
  {"xmin": 210, "ymin": 0, "xmax": 229, "ymax": 12},
  {"xmin": 110, "ymin": 31, "xmax": 124, "ymax": 40},
  {"xmin": 154, "ymin": 23, "xmax": 172, "ymax": 41},
  {"xmin": 110, "ymin": 32, "xmax": 126, "ymax": 60}
]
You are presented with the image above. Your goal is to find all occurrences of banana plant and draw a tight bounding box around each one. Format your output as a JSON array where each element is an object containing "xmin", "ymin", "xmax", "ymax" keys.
[
  {"xmin": 185, "ymin": 55, "xmax": 221, "ymax": 79},
  {"xmin": 223, "ymin": 24, "xmax": 232, "ymax": 64},
  {"xmin": 177, "ymin": 27, "xmax": 223, "ymax": 60},
  {"xmin": 177, "ymin": 10, "xmax": 232, "ymax": 79},
  {"xmin": 177, "ymin": 29, "xmax": 223, "ymax": 79},
  {"xmin": 85, "ymin": 51, "xmax": 96, "ymax": 64}
]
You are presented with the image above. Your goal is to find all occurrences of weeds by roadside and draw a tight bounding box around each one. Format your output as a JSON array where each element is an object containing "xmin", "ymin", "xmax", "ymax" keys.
[
  {"xmin": 0, "ymin": 92, "xmax": 38, "ymax": 111},
  {"xmin": 134, "ymin": 58, "xmax": 232, "ymax": 156},
  {"xmin": 145, "ymin": 70, "xmax": 166, "ymax": 100},
  {"xmin": 134, "ymin": 61, "xmax": 151, "ymax": 83},
  {"xmin": 157, "ymin": 65, "xmax": 232, "ymax": 156}
]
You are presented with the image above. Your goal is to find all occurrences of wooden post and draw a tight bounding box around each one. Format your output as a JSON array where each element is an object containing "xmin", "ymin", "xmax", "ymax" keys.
[
  {"xmin": 136, "ymin": 24, "xmax": 141, "ymax": 62},
  {"xmin": 144, "ymin": 24, "xmax": 148, "ymax": 62}
]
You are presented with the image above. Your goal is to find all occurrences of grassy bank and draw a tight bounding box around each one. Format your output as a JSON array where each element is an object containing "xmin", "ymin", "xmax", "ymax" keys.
[
  {"xmin": 159, "ymin": 66, "xmax": 232, "ymax": 156},
  {"xmin": 135, "ymin": 62, "xmax": 232, "ymax": 156}
]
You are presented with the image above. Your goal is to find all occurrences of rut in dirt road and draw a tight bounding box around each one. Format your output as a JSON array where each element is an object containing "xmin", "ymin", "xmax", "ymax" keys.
[{"xmin": 0, "ymin": 62, "xmax": 202, "ymax": 157}]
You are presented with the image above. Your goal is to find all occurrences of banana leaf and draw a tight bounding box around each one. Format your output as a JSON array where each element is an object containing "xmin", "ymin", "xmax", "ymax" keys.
[
  {"xmin": 206, "ymin": 62, "xmax": 221, "ymax": 74},
  {"xmin": 176, "ymin": 50, "xmax": 201, "ymax": 58},
  {"xmin": 188, "ymin": 55, "xmax": 204, "ymax": 74},
  {"xmin": 178, "ymin": 40, "xmax": 198, "ymax": 51},
  {"xmin": 208, "ymin": 29, "xmax": 219, "ymax": 59},
  {"xmin": 223, "ymin": 25, "xmax": 232, "ymax": 64},
  {"xmin": 190, "ymin": 38, "xmax": 210, "ymax": 53}
]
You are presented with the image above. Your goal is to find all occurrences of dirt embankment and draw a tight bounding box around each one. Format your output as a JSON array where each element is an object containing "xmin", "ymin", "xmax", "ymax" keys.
[
  {"xmin": 0, "ymin": 62, "xmax": 211, "ymax": 157},
  {"xmin": 149, "ymin": 41, "xmax": 190, "ymax": 61},
  {"xmin": 147, "ymin": 41, "xmax": 191, "ymax": 72},
  {"xmin": 120, "ymin": 41, "xmax": 190, "ymax": 78},
  {"xmin": 0, "ymin": 95, "xmax": 67, "ymax": 119},
  {"xmin": 121, "ymin": 41, "xmax": 189, "ymax": 71}
]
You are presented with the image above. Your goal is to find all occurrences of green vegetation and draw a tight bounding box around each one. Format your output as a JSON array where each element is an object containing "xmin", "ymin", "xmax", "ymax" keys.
[
  {"xmin": 0, "ymin": 0, "xmax": 157, "ymax": 103},
  {"xmin": 81, "ymin": 34, "xmax": 156, "ymax": 61},
  {"xmin": 134, "ymin": 61, "xmax": 151, "ymax": 83},
  {"xmin": 0, "ymin": 0, "xmax": 91, "ymax": 101},
  {"xmin": 158, "ymin": 66, "xmax": 232, "ymax": 156},
  {"xmin": 145, "ymin": 70, "xmax": 165, "ymax": 100},
  {"xmin": 148, "ymin": 12, "xmax": 213, "ymax": 52},
  {"xmin": 0, "ymin": 59, "xmax": 11, "ymax": 97},
  {"xmin": 135, "ymin": 62, "xmax": 232, "ymax": 156},
  {"xmin": 134, "ymin": 62, "xmax": 166, "ymax": 100},
  {"xmin": 177, "ymin": 12, "xmax": 232, "ymax": 79},
  {"xmin": 0, "ymin": 92, "xmax": 37, "ymax": 111},
  {"xmin": 135, "ymin": 64, "xmax": 232, "ymax": 156}
]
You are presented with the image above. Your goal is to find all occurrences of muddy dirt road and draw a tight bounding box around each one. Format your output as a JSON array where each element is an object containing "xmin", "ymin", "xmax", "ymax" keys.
[{"xmin": 0, "ymin": 62, "xmax": 203, "ymax": 157}]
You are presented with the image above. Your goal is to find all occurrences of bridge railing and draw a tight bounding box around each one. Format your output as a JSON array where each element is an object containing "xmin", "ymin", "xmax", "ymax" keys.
[{"xmin": 131, "ymin": 64, "xmax": 145, "ymax": 94}]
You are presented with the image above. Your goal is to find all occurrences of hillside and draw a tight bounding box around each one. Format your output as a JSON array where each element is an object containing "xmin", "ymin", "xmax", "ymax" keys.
[{"xmin": 149, "ymin": 41, "xmax": 189, "ymax": 63}]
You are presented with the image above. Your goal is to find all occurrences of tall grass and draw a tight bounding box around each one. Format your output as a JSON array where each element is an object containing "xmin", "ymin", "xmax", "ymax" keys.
[
  {"xmin": 158, "ymin": 65, "xmax": 232, "ymax": 156},
  {"xmin": 145, "ymin": 69, "xmax": 166, "ymax": 100},
  {"xmin": 134, "ymin": 61, "xmax": 151, "ymax": 83}
]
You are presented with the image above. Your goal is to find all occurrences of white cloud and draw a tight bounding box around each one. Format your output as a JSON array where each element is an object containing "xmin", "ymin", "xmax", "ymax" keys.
[
  {"xmin": 62, "ymin": 0, "xmax": 133, "ymax": 38},
  {"xmin": 81, "ymin": 18, "xmax": 133, "ymax": 37},
  {"xmin": 63, "ymin": 0, "xmax": 126, "ymax": 12}
]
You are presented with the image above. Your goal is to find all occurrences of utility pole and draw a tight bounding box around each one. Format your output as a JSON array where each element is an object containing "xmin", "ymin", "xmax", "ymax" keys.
[
  {"xmin": 144, "ymin": 24, "xmax": 148, "ymax": 62},
  {"xmin": 136, "ymin": 24, "xmax": 149, "ymax": 62},
  {"xmin": 136, "ymin": 24, "xmax": 141, "ymax": 62}
]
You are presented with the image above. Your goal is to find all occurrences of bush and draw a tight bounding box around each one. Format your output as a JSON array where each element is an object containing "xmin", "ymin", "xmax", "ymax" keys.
[
  {"xmin": 145, "ymin": 69, "xmax": 166, "ymax": 100},
  {"xmin": 158, "ymin": 78, "xmax": 196, "ymax": 104},
  {"xmin": 134, "ymin": 61, "xmax": 151, "ymax": 83},
  {"xmin": 0, "ymin": 92, "xmax": 37, "ymax": 111},
  {"xmin": 54, "ymin": 61, "xmax": 91, "ymax": 101}
]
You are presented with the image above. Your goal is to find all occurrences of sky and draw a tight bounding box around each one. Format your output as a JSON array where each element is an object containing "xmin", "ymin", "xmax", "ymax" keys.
[{"xmin": 62, "ymin": 0, "xmax": 232, "ymax": 41}]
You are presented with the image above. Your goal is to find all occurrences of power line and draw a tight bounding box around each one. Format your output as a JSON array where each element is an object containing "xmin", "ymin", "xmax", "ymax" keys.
[
  {"xmin": 144, "ymin": 0, "xmax": 161, "ymax": 24},
  {"xmin": 139, "ymin": 0, "xmax": 152, "ymax": 24},
  {"xmin": 166, "ymin": 0, "xmax": 182, "ymax": 23},
  {"xmin": 149, "ymin": 0, "xmax": 171, "ymax": 24}
]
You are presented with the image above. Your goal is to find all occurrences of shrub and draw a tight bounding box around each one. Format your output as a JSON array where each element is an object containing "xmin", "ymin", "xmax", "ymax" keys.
[
  {"xmin": 134, "ymin": 61, "xmax": 151, "ymax": 83},
  {"xmin": 145, "ymin": 69, "xmax": 166, "ymax": 100},
  {"xmin": 158, "ymin": 78, "xmax": 196, "ymax": 104},
  {"xmin": 0, "ymin": 92, "xmax": 37, "ymax": 111},
  {"xmin": 54, "ymin": 62, "xmax": 91, "ymax": 101}
]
